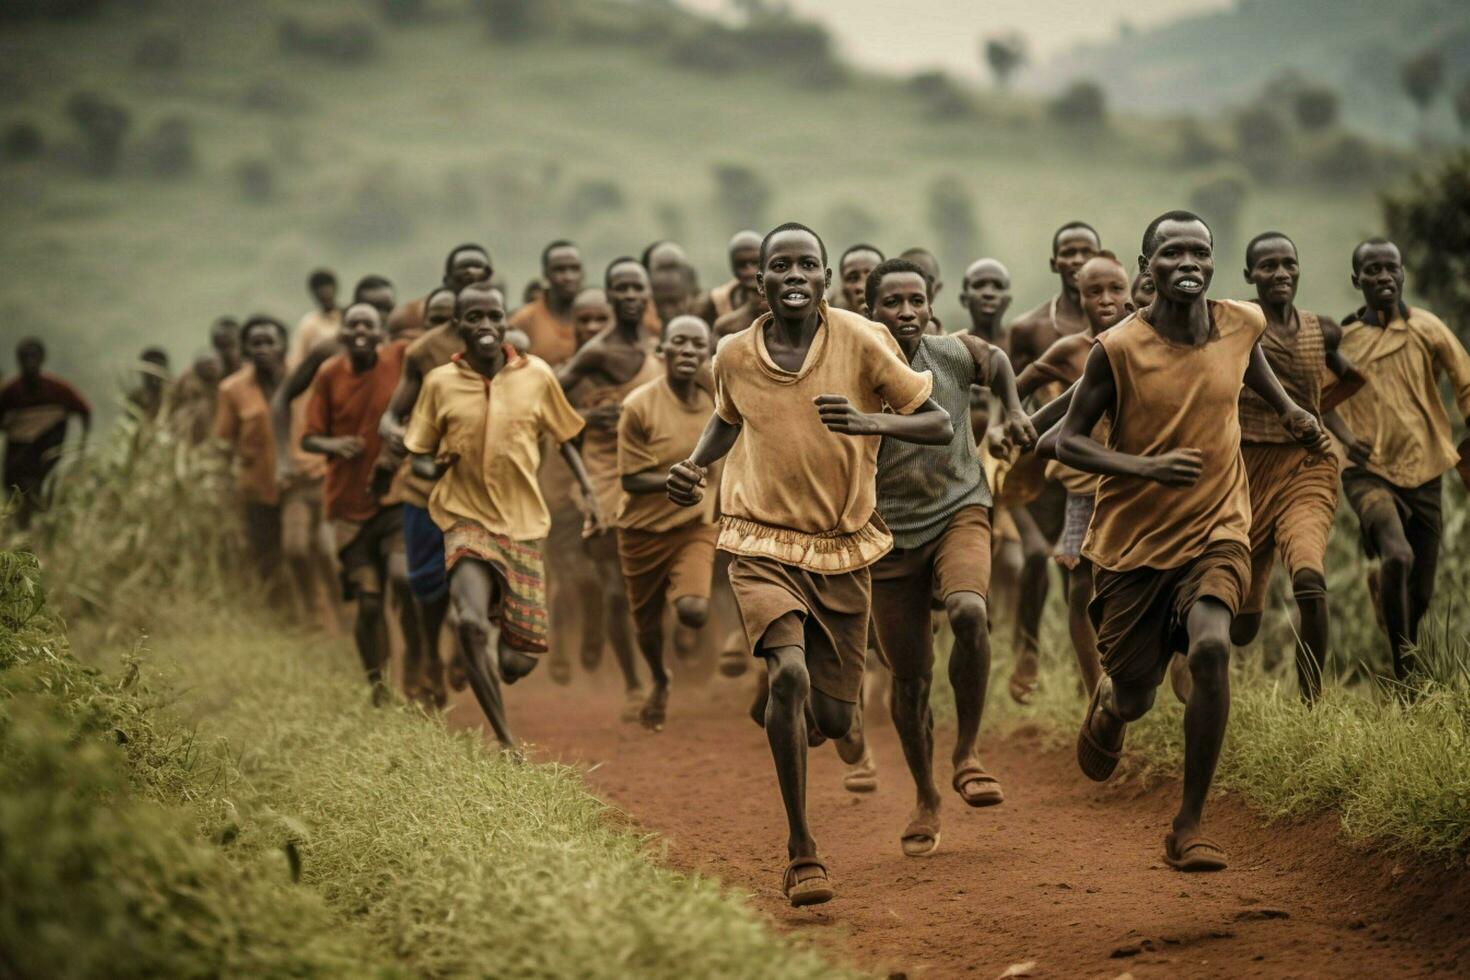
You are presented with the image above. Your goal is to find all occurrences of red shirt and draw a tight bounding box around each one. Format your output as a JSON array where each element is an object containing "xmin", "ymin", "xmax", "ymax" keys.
[{"xmin": 304, "ymin": 342, "xmax": 406, "ymax": 521}]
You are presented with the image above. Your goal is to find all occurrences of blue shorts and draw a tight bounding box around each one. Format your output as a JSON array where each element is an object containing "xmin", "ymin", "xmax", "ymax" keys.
[{"xmin": 402, "ymin": 504, "xmax": 447, "ymax": 604}]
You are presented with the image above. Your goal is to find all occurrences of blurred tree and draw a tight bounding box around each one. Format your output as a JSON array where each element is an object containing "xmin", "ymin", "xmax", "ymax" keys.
[
  {"xmin": 477, "ymin": 0, "xmax": 546, "ymax": 41},
  {"xmin": 132, "ymin": 31, "xmax": 183, "ymax": 71},
  {"xmin": 1188, "ymin": 171, "xmax": 1249, "ymax": 261},
  {"xmin": 981, "ymin": 33, "xmax": 1026, "ymax": 90},
  {"xmin": 563, "ymin": 178, "xmax": 626, "ymax": 225},
  {"xmin": 379, "ymin": 0, "xmax": 426, "ymax": 25},
  {"xmin": 1048, "ymin": 81, "xmax": 1107, "ymax": 128},
  {"xmin": 1291, "ymin": 85, "xmax": 1340, "ymax": 131},
  {"xmin": 910, "ymin": 70, "xmax": 973, "ymax": 120},
  {"xmin": 65, "ymin": 91, "xmax": 130, "ymax": 177},
  {"xmin": 926, "ymin": 175, "xmax": 982, "ymax": 274},
  {"xmin": 1176, "ymin": 117, "xmax": 1228, "ymax": 167},
  {"xmin": 1, "ymin": 122, "xmax": 43, "ymax": 162},
  {"xmin": 1384, "ymin": 151, "xmax": 1470, "ymax": 342},
  {"xmin": 825, "ymin": 200, "xmax": 881, "ymax": 253},
  {"xmin": 1233, "ymin": 103, "xmax": 1290, "ymax": 180},
  {"xmin": 1455, "ymin": 77, "xmax": 1470, "ymax": 132},
  {"xmin": 712, "ymin": 163, "xmax": 772, "ymax": 232},
  {"xmin": 139, "ymin": 116, "xmax": 194, "ymax": 179},
  {"xmin": 1399, "ymin": 48, "xmax": 1443, "ymax": 114},
  {"xmin": 235, "ymin": 158, "xmax": 276, "ymax": 204},
  {"xmin": 278, "ymin": 17, "xmax": 380, "ymax": 63}
]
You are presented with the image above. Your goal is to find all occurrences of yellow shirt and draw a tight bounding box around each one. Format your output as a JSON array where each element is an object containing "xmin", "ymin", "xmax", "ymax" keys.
[
  {"xmin": 404, "ymin": 353, "xmax": 585, "ymax": 541},
  {"xmin": 616, "ymin": 376, "xmax": 719, "ymax": 532},
  {"xmin": 712, "ymin": 303, "xmax": 933, "ymax": 573},
  {"xmin": 1336, "ymin": 306, "xmax": 1470, "ymax": 489}
]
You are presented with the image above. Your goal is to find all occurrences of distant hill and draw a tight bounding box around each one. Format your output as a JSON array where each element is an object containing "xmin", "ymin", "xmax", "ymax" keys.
[{"xmin": 1030, "ymin": 0, "xmax": 1470, "ymax": 145}]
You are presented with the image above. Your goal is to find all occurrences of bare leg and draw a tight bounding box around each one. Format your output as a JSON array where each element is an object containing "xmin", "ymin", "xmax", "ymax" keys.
[
  {"xmin": 1176, "ymin": 598, "xmax": 1232, "ymax": 839},
  {"xmin": 450, "ymin": 560, "xmax": 516, "ymax": 749},
  {"xmin": 1290, "ymin": 569, "xmax": 1328, "ymax": 703},
  {"xmin": 946, "ymin": 591, "xmax": 992, "ymax": 771},
  {"xmin": 1065, "ymin": 558, "xmax": 1102, "ymax": 695},
  {"xmin": 353, "ymin": 590, "xmax": 391, "ymax": 703},
  {"xmin": 1009, "ymin": 505, "xmax": 1050, "ymax": 701},
  {"xmin": 1367, "ymin": 513, "xmax": 1417, "ymax": 680},
  {"xmin": 890, "ymin": 671, "xmax": 939, "ymax": 825},
  {"xmin": 671, "ymin": 594, "xmax": 708, "ymax": 662}
]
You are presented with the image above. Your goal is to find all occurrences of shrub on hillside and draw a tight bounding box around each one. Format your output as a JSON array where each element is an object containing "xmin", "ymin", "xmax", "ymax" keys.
[
  {"xmin": 1175, "ymin": 117, "xmax": 1228, "ymax": 167},
  {"xmin": 1048, "ymin": 81, "xmax": 1107, "ymax": 128},
  {"xmin": 667, "ymin": 13, "xmax": 843, "ymax": 87},
  {"xmin": 712, "ymin": 163, "xmax": 772, "ymax": 235},
  {"xmin": 1233, "ymin": 103, "xmax": 1290, "ymax": 180},
  {"xmin": 1309, "ymin": 131, "xmax": 1393, "ymax": 185},
  {"xmin": 825, "ymin": 200, "xmax": 881, "ymax": 254},
  {"xmin": 1291, "ymin": 84, "xmax": 1340, "ymax": 131},
  {"xmin": 65, "ymin": 91, "xmax": 130, "ymax": 177},
  {"xmin": 132, "ymin": 30, "xmax": 184, "ymax": 72},
  {"xmin": 0, "ymin": 0, "xmax": 107, "ymax": 21},
  {"xmin": 476, "ymin": 0, "xmax": 552, "ymax": 43},
  {"xmin": 1, "ymin": 121, "xmax": 43, "ymax": 162},
  {"xmin": 1187, "ymin": 170, "xmax": 1249, "ymax": 261},
  {"xmin": 910, "ymin": 70, "xmax": 974, "ymax": 120},
  {"xmin": 1384, "ymin": 151, "xmax": 1470, "ymax": 341},
  {"xmin": 379, "ymin": 0, "xmax": 426, "ymax": 25},
  {"xmin": 234, "ymin": 157, "xmax": 276, "ymax": 204},
  {"xmin": 322, "ymin": 165, "xmax": 419, "ymax": 248},
  {"xmin": 563, "ymin": 177, "xmax": 626, "ymax": 225},
  {"xmin": 242, "ymin": 79, "xmax": 308, "ymax": 115},
  {"xmin": 278, "ymin": 16, "xmax": 381, "ymax": 64},
  {"xmin": 138, "ymin": 115, "xmax": 194, "ymax": 179},
  {"xmin": 926, "ymin": 175, "xmax": 983, "ymax": 276}
]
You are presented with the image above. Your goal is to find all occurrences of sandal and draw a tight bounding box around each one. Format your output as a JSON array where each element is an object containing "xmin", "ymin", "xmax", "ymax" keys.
[
  {"xmin": 1076, "ymin": 675, "xmax": 1125, "ymax": 782},
  {"xmin": 547, "ymin": 654, "xmax": 573, "ymax": 687},
  {"xmin": 901, "ymin": 810, "xmax": 941, "ymax": 857},
  {"xmin": 842, "ymin": 749, "xmax": 878, "ymax": 793},
  {"xmin": 952, "ymin": 764, "xmax": 1004, "ymax": 807},
  {"xmin": 1164, "ymin": 830, "xmax": 1229, "ymax": 872},
  {"xmin": 1008, "ymin": 657, "xmax": 1039, "ymax": 705},
  {"xmin": 782, "ymin": 856, "xmax": 835, "ymax": 907}
]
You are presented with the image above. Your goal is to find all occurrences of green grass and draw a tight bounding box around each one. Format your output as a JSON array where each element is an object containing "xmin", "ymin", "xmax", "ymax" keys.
[
  {"xmin": 0, "ymin": 0, "xmax": 1394, "ymax": 422},
  {"xmin": 0, "ymin": 434, "xmax": 862, "ymax": 979}
]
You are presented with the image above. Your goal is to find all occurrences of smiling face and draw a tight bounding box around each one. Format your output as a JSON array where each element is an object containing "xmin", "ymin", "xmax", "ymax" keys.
[
  {"xmin": 840, "ymin": 249, "xmax": 882, "ymax": 309},
  {"xmin": 447, "ymin": 249, "xmax": 492, "ymax": 291},
  {"xmin": 759, "ymin": 229, "xmax": 830, "ymax": 322},
  {"xmin": 455, "ymin": 287, "xmax": 508, "ymax": 355},
  {"xmin": 1052, "ymin": 227, "xmax": 1102, "ymax": 294},
  {"xmin": 607, "ymin": 262, "xmax": 652, "ymax": 328},
  {"xmin": 1352, "ymin": 242, "xmax": 1404, "ymax": 312},
  {"xmin": 338, "ymin": 303, "xmax": 384, "ymax": 361},
  {"xmin": 1245, "ymin": 237, "xmax": 1299, "ymax": 307},
  {"xmin": 1144, "ymin": 219, "xmax": 1213, "ymax": 305},
  {"xmin": 869, "ymin": 270, "xmax": 931, "ymax": 346},
  {"xmin": 662, "ymin": 316, "xmax": 712, "ymax": 382},
  {"xmin": 1076, "ymin": 258, "xmax": 1131, "ymax": 333},
  {"xmin": 543, "ymin": 245, "xmax": 584, "ymax": 305},
  {"xmin": 571, "ymin": 288, "xmax": 614, "ymax": 346},
  {"xmin": 961, "ymin": 259, "xmax": 1011, "ymax": 319}
]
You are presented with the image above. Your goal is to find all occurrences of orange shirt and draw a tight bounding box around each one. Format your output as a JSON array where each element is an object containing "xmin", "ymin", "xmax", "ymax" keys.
[
  {"xmin": 510, "ymin": 298, "xmax": 578, "ymax": 367},
  {"xmin": 214, "ymin": 364, "xmax": 279, "ymax": 505},
  {"xmin": 304, "ymin": 342, "xmax": 406, "ymax": 522}
]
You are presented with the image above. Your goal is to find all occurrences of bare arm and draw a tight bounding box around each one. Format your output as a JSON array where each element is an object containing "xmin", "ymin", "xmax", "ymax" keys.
[
  {"xmin": 1056, "ymin": 345, "xmax": 1201, "ymax": 485},
  {"xmin": 981, "ymin": 345, "xmax": 1038, "ymax": 450},
  {"xmin": 1243, "ymin": 342, "xmax": 1332, "ymax": 455},
  {"xmin": 814, "ymin": 395, "xmax": 953, "ymax": 446},
  {"xmin": 378, "ymin": 353, "xmax": 426, "ymax": 448},
  {"xmin": 1028, "ymin": 381, "xmax": 1078, "ymax": 436},
  {"xmin": 271, "ymin": 339, "xmax": 340, "ymax": 477},
  {"xmin": 667, "ymin": 413, "xmax": 741, "ymax": 506},
  {"xmin": 621, "ymin": 469, "xmax": 668, "ymax": 495},
  {"xmin": 558, "ymin": 440, "xmax": 602, "ymax": 533}
]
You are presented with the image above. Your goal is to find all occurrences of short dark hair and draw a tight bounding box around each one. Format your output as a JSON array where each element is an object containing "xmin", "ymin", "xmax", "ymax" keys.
[
  {"xmin": 443, "ymin": 243, "xmax": 491, "ymax": 281},
  {"xmin": 540, "ymin": 239, "xmax": 577, "ymax": 272},
  {"xmin": 1052, "ymin": 221, "xmax": 1100, "ymax": 255},
  {"xmin": 140, "ymin": 345, "xmax": 170, "ymax": 366},
  {"xmin": 840, "ymin": 243, "xmax": 885, "ymax": 267},
  {"xmin": 425, "ymin": 285, "xmax": 456, "ymax": 311},
  {"xmin": 1244, "ymin": 231, "xmax": 1296, "ymax": 269},
  {"xmin": 864, "ymin": 257, "xmax": 929, "ymax": 312},
  {"xmin": 353, "ymin": 275, "xmax": 393, "ymax": 301},
  {"xmin": 453, "ymin": 282, "xmax": 504, "ymax": 317},
  {"xmin": 307, "ymin": 268, "xmax": 337, "ymax": 291},
  {"xmin": 240, "ymin": 315, "xmax": 288, "ymax": 347},
  {"xmin": 1141, "ymin": 210, "xmax": 1211, "ymax": 259},
  {"xmin": 661, "ymin": 314, "xmax": 711, "ymax": 342},
  {"xmin": 210, "ymin": 315, "xmax": 239, "ymax": 334},
  {"xmin": 16, "ymin": 336, "xmax": 45, "ymax": 359},
  {"xmin": 1351, "ymin": 237, "xmax": 1397, "ymax": 274},
  {"xmin": 759, "ymin": 222, "xmax": 828, "ymax": 268},
  {"xmin": 604, "ymin": 255, "xmax": 646, "ymax": 289}
]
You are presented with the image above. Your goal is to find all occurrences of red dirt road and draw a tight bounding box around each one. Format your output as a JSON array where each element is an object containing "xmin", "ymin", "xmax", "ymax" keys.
[{"xmin": 448, "ymin": 672, "xmax": 1470, "ymax": 979}]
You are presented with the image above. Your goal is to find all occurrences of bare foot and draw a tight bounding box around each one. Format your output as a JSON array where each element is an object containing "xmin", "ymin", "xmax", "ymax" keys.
[{"xmin": 641, "ymin": 682, "xmax": 670, "ymax": 732}]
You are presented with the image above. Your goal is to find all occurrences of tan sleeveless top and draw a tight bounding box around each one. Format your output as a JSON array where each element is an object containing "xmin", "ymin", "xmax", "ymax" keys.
[
  {"xmin": 1083, "ymin": 299, "xmax": 1266, "ymax": 572},
  {"xmin": 1238, "ymin": 308, "xmax": 1324, "ymax": 444}
]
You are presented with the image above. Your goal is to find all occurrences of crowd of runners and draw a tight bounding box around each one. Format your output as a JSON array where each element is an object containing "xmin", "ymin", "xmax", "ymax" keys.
[{"xmin": 4, "ymin": 213, "xmax": 1469, "ymax": 908}]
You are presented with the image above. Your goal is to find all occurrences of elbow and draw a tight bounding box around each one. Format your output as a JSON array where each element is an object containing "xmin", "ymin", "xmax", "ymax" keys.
[
  {"xmin": 1055, "ymin": 433, "xmax": 1084, "ymax": 468},
  {"xmin": 921, "ymin": 407, "xmax": 955, "ymax": 446},
  {"xmin": 1036, "ymin": 429, "xmax": 1060, "ymax": 461}
]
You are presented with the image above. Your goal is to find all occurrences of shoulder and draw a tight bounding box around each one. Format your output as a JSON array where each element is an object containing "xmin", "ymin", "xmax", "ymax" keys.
[
  {"xmin": 1008, "ymin": 299, "xmax": 1052, "ymax": 330},
  {"xmin": 1214, "ymin": 298, "xmax": 1266, "ymax": 335},
  {"xmin": 519, "ymin": 353, "xmax": 563, "ymax": 390},
  {"xmin": 422, "ymin": 361, "xmax": 459, "ymax": 389},
  {"xmin": 320, "ymin": 353, "xmax": 351, "ymax": 382},
  {"xmin": 1306, "ymin": 310, "xmax": 1341, "ymax": 346},
  {"xmin": 713, "ymin": 322, "xmax": 756, "ymax": 362},
  {"xmin": 1041, "ymin": 333, "xmax": 1090, "ymax": 362},
  {"xmin": 218, "ymin": 367, "xmax": 252, "ymax": 396},
  {"xmin": 831, "ymin": 307, "xmax": 899, "ymax": 351},
  {"xmin": 1095, "ymin": 313, "xmax": 1143, "ymax": 351},
  {"xmin": 1407, "ymin": 306, "xmax": 1451, "ymax": 336},
  {"xmin": 623, "ymin": 377, "xmax": 662, "ymax": 415}
]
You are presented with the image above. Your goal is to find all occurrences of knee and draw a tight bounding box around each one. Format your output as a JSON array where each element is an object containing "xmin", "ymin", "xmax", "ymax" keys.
[
  {"xmin": 1229, "ymin": 613, "xmax": 1262, "ymax": 647},
  {"xmin": 281, "ymin": 536, "xmax": 311, "ymax": 563},
  {"xmin": 673, "ymin": 596, "xmax": 709, "ymax": 629},
  {"xmin": 456, "ymin": 610, "xmax": 491, "ymax": 645},
  {"xmin": 890, "ymin": 675, "xmax": 930, "ymax": 715},
  {"xmin": 767, "ymin": 655, "xmax": 811, "ymax": 705},
  {"xmin": 500, "ymin": 647, "xmax": 537, "ymax": 683},
  {"xmin": 1188, "ymin": 636, "xmax": 1230, "ymax": 684},
  {"xmin": 1291, "ymin": 569, "xmax": 1327, "ymax": 604},
  {"xmin": 1111, "ymin": 682, "xmax": 1155, "ymax": 721},
  {"xmin": 1379, "ymin": 536, "xmax": 1414, "ymax": 576},
  {"xmin": 812, "ymin": 696, "xmax": 856, "ymax": 740},
  {"xmin": 945, "ymin": 592, "xmax": 988, "ymax": 638},
  {"xmin": 358, "ymin": 592, "xmax": 385, "ymax": 621}
]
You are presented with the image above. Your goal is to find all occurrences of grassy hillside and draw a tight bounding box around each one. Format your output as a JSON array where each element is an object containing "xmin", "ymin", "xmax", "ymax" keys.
[
  {"xmin": 1035, "ymin": 0, "xmax": 1470, "ymax": 146},
  {"xmin": 0, "ymin": 0, "xmax": 1408, "ymax": 420}
]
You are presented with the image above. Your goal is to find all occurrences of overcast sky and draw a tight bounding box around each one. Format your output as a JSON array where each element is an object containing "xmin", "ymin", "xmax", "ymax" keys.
[{"xmin": 679, "ymin": 0, "xmax": 1235, "ymax": 77}]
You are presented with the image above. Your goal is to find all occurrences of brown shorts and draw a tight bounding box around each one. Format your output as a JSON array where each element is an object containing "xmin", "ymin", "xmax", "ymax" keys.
[
  {"xmin": 280, "ymin": 477, "xmax": 325, "ymax": 557},
  {"xmin": 1341, "ymin": 469, "xmax": 1443, "ymax": 560},
  {"xmin": 1241, "ymin": 445, "xmax": 1339, "ymax": 615},
  {"xmin": 1090, "ymin": 539, "xmax": 1250, "ymax": 691},
  {"xmin": 617, "ymin": 522, "xmax": 718, "ymax": 637},
  {"xmin": 332, "ymin": 505, "xmax": 404, "ymax": 599},
  {"xmin": 727, "ymin": 554, "xmax": 871, "ymax": 704},
  {"xmin": 871, "ymin": 505, "xmax": 992, "ymax": 679}
]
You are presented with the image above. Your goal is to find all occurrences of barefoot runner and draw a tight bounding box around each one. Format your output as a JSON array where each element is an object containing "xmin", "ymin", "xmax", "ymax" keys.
[
  {"xmin": 1333, "ymin": 237, "xmax": 1470, "ymax": 682},
  {"xmin": 666, "ymin": 222, "xmax": 949, "ymax": 906},
  {"xmin": 862, "ymin": 258, "xmax": 1036, "ymax": 857},
  {"xmin": 558, "ymin": 258, "xmax": 664, "ymax": 720},
  {"xmin": 404, "ymin": 283, "xmax": 598, "ymax": 749},
  {"xmin": 1058, "ymin": 211, "xmax": 1330, "ymax": 873},
  {"xmin": 614, "ymin": 315, "xmax": 721, "ymax": 731}
]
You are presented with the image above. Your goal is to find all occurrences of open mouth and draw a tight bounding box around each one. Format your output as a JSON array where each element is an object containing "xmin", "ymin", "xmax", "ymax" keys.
[
  {"xmin": 780, "ymin": 290, "xmax": 810, "ymax": 306},
  {"xmin": 473, "ymin": 332, "xmax": 499, "ymax": 350},
  {"xmin": 1175, "ymin": 276, "xmax": 1204, "ymax": 294},
  {"xmin": 349, "ymin": 335, "xmax": 372, "ymax": 349}
]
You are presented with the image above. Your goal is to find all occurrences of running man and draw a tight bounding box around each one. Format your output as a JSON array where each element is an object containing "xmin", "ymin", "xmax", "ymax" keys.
[
  {"xmin": 836, "ymin": 243, "xmax": 883, "ymax": 312},
  {"xmin": 1059, "ymin": 211, "xmax": 1329, "ymax": 873},
  {"xmin": 1334, "ymin": 237, "xmax": 1470, "ymax": 681},
  {"xmin": 405, "ymin": 282, "xmax": 598, "ymax": 749},
  {"xmin": 702, "ymin": 230, "xmax": 762, "ymax": 323},
  {"xmin": 1, "ymin": 338, "xmax": 91, "ymax": 528},
  {"xmin": 615, "ymin": 315, "xmax": 721, "ymax": 730},
  {"xmin": 387, "ymin": 245, "xmax": 493, "ymax": 342},
  {"xmin": 667, "ymin": 222, "xmax": 949, "ymax": 906},
  {"xmin": 558, "ymin": 258, "xmax": 664, "ymax": 720},
  {"xmin": 898, "ymin": 247, "xmax": 945, "ymax": 333},
  {"xmin": 643, "ymin": 240, "xmax": 705, "ymax": 330},
  {"xmin": 1229, "ymin": 232, "xmax": 1367, "ymax": 701},
  {"xmin": 960, "ymin": 258, "xmax": 1012, "ymax": 346},
  {"xmin": 169, "ymin": 316, "xmax": 240, "ymax": 445},
  {"xmin": 510, "ymin": 240, "xmax": 585, "ymax": 366},
  {"xmin": 861, "ymin": 258, "xmax": 1036, "ymax": 857},
  {"xmin": 125, "ymin": 346, "xmax": 171, "ymax": 424},
  {"xmin": 302, "ymin": 302, "xmax": 407, "ymax": 703}
]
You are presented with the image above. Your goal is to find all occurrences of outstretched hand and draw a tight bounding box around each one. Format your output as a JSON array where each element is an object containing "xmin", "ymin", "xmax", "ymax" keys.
[
  {"xmin": 1284, "ymin": 408, "xmax": 1333, "ymax": 457},
  {"xmin": 667, "ymin": 459, "xmax": 707, "ymax": 507},
  {"xmin": 1145, "ymin": 447, "xmax": 1204, "ymax": 487},
  {"xmin": 1004, "ymin": 409, "xmax": 1038, "ymax": 453},
  {"xmin": 814, "ymin": 394, "xmax": 880, "ymax": 437}
]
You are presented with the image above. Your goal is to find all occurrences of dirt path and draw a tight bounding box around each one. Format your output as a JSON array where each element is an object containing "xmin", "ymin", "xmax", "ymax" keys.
[{"xmin": 447, "ymin": 670, "xmax": 1470, "ymax": 979}]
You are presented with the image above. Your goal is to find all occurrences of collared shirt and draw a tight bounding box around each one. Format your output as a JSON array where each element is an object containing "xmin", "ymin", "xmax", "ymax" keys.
[
  {"xmin": 305, "ymin": 342, "xmax": 406, "ymax": 522},
  {"xmin": 1336, "ymin": 304, "xmax": 1470, "ymax": 488},
  {"xmin": 404, "ymin": 351, "xmax": 584, "ymax": 541},
  {"xmin": 214, "ymin": 364, "xmax": 279, "ymax": 505}
]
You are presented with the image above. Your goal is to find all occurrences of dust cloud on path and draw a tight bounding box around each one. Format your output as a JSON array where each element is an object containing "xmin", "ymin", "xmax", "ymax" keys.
[{"xmin": 447, "ymin": 668, "xmax": 1470, "ymax": 978}]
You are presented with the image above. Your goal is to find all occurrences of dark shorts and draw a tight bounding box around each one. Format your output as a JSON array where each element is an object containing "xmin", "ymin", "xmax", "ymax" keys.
[
  {"xmin": 1090, "ymin": 539, "xmax": 1250, "ymax": 691},
  {"xmin": 242, "ymin": 501, "xmax": 282, "ymax": 581},
  {"xmin": 402, "ymin": 504, "xmax": 447, "ymax": 604},
  {"xmin": 728, "ymin": 554, "xmax": 872, "ymax": 704},
  {"xmin": 617, "ymin": 522, "xmax": 718, "ymax": 637},
  {"xmin": 1341, "ymin": 469, "xmax": 1442, "ymax": 560},
  {"xmin": 332, "ymin": 505, "xmax": 404, "ymax": 600},
  {"xmin": 871, "ymin": 505, "xmax": 992, "ymax": 680}
]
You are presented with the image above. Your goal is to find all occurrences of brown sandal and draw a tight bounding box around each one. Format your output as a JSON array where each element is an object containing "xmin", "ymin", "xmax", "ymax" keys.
[
  {"xmin": 952, "ymin": 764, "xmax": 1004, "ymax": 807},
  {"xmin": 1077, "ymin": 676, "xmax": 1125, "ymax": 781},
  {"xmin": 783, "ymin": 856, "xmax": 835, "ymax": 907},
  {"xmin": 1164, "ymin": 830, "xmax": 1229, "ymax": 872},
  {"xmin": 901, "ymin": 811, "xmax": 941, "ymax": 857}
]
